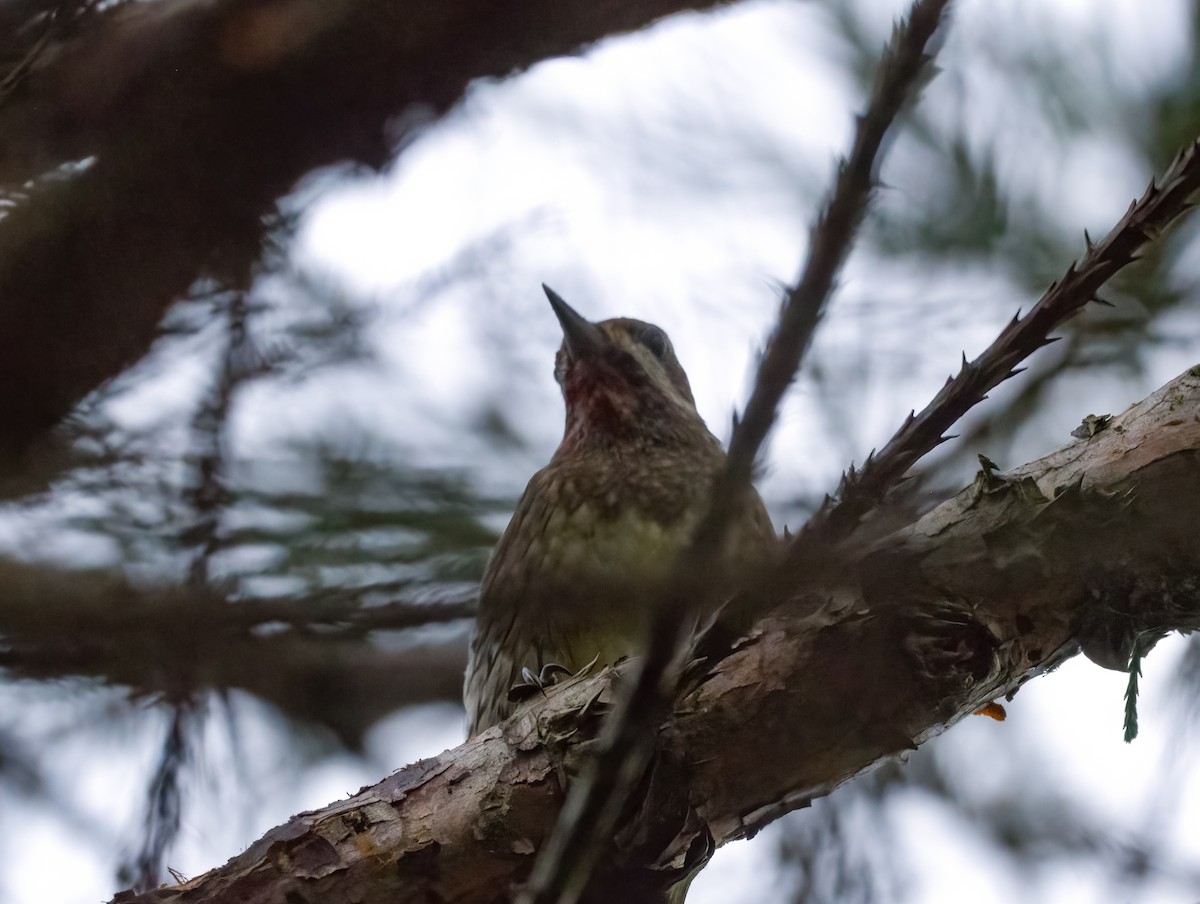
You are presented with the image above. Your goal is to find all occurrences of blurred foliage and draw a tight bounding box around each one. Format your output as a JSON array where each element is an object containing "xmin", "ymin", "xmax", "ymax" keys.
[
  {"xmin": 225, "ymin": 454, "xmax": 502, "ymax": 597},
  {"xmin": 0, "ymin": 246, "xmax": 500, "ymax": 891}
]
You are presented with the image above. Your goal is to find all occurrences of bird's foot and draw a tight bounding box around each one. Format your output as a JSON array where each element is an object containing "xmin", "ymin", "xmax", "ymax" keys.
[
  {"xmin": 506, "ymin": 655, "xmax": 604, "ymax": 705},
  {"xmin": 507, "ymin": 662, "xmax": 574, "ymax": 704}
]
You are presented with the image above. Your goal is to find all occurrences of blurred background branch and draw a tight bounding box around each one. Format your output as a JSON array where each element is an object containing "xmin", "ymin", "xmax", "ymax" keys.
[{"xmin": 0, "ymin": 0, "xmax": 727, "ymax": 453}]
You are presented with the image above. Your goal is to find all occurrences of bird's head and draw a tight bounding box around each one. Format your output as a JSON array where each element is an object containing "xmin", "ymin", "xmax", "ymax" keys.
[{"xmin": 543, "ymin": 285, "xmax": 703, "ymax": 450}]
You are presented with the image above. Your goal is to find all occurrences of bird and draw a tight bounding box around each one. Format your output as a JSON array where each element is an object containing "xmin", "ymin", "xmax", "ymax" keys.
[{"xmin": 463, "ymin": 285, "xmax": 776, "ymax": 737}]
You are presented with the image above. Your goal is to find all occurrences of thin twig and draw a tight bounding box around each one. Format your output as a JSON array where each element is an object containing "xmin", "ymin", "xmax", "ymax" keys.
[
  {"xmin": 126, "ymin": 291, "xmax": 256, "ymax": 891},
  {"xmin": 521, "ymin": 3, "xmax": 954, "ymax": 901},
  {"xmin": 0, "ymin": 1, "xmax": 114, "ymax": 108},
  {"xmin": 788, "ymin": 136, "xmax": 1200, "ymax": 569},
  {"xmin": 0, "ymin": 15, "xmax": 54, "ymax": 107},
  {"xmin": 124, "ymin": 702, "xmax": 199, "ymax": 893},
  {"xmin": 935, "ymin": 332, "xmax": 1081, "ymax": 469},
  {"xmin": 185, "ymin": 291, "xmax": 253, "ymax": 586}
]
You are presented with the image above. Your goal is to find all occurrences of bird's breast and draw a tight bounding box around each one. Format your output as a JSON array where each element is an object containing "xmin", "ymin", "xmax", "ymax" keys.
[{"xmin": 535, "ymin": 498, "xmax": 696, "ymax": 586}]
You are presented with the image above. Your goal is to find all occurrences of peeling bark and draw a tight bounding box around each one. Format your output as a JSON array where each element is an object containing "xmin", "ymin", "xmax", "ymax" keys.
[{"xmin": 113, "ymin": 367, "xmax": 1200, "ymax": 902}]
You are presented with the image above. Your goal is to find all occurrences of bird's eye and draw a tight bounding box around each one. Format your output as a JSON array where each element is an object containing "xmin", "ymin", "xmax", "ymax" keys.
[{"xmin": 638, "ymin": 325, "xmax": 669, "ymax": 360}]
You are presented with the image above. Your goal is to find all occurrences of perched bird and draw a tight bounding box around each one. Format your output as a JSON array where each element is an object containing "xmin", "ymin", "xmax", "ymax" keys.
[{"xmin": 464, "ymin": 286, "xmax": 775, "ymax": 736}]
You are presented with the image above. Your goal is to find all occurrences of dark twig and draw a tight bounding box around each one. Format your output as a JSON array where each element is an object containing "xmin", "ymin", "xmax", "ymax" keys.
[
  {"xmin": 721, "ymin": 1, "xmax": 947, "ymax": 495},
  {"xmin": 0, "ymin": 1, "xmax": 118, "ymax": 108},
  {"xmin": 121, "ymin": 702, "xmax": 200, "ymax": 894},
  {"xmin": 0, "ymin": 9, "xmax": 54, "ymax": 107},
  {"xmin": 184, "ymin": 291, "xmax": 256, "ymax": 585},
  {"xmin": 125, "ymin": 291, "xmax": 257, "ymax": 891},
  {"xmin": 788, "ymin": 136, "xmax": 1200, "ymax": 568},
  {"xmin": 930, "ymin": 332, "xmax": 1081, "ymax": 475},
  {"xmin": 521, "ymin": 3, "xmax": 953, "ymax": 901}
]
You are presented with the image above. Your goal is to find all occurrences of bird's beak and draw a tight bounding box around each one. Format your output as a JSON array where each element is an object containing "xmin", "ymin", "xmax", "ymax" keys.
[{"xmin": 544, "ymin": 284, "xmax": 605, "ymax": 360}]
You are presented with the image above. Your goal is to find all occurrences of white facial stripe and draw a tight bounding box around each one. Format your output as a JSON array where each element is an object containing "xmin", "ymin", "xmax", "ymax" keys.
[{"xmin": 625, "ymin": 342, "xmax": 695, "ymax": 413}]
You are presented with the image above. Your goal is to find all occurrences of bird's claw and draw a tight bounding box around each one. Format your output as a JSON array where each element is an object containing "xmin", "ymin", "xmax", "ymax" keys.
[
  {"xmin": 508, "ymin": 661, "xmax": 574, "ymax": 704},
  {"xmin": 539, "ymin": 662, "xmax": 574, "ymax": 683}
]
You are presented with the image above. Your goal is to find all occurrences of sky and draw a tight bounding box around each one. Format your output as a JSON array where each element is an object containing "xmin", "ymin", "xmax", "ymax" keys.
[{"xmin": 2, "ymin": 0, "xmax": 1200, "ymax": 902}]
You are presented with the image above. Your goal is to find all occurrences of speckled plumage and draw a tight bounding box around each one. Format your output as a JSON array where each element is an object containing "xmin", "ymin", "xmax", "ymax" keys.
[{"xmin": 464, "ymin": 298, "xmax": 774, "ymax": 736}]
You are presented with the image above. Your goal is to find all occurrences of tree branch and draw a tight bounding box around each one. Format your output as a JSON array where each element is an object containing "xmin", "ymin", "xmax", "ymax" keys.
[
  {"xmin": 108, "ymin": 363, "xmax": 1200, "ymax": 903},
  {"xmin": 791, "ymin": 136, "xmax": 1200, "ymax": 565},
  {"xmin": 0, "ymin": 570, "xmax": 470, "ymax": 743},
  {"xmin": 0, "ymin": 0, "xmax": 729, "ymax": 450}
]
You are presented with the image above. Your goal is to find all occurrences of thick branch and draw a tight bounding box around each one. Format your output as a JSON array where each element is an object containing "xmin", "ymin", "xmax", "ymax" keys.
[
  {"xmin": 0, "ymin": 0, "xmax": 727, "ymax": 449},
  {"xmin": 0, "ymin": 571, "xmax": 469, "ymax": 743},
  {"xmin": 114, "ymin": 367, "xmax": 1200, "ymax": 903}
]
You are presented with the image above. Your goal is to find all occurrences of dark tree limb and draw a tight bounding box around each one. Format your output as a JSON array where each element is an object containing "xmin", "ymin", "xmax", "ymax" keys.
[
  {"xmin": 0, "ymin": 569, "xmax": 470, "ymax": 743},
  {"xmin": 110, "ymin": 365, "xmax": 1200, "ymax": 904},
  {"xmin": 0, "ymin": 0, "xmax": 729, "ymax": 451}
]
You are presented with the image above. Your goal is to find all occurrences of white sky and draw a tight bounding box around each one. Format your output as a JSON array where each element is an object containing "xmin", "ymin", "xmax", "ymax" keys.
[{"xmin": 3, "ymin": 0, "xmax": 1200, "ymax": 902}]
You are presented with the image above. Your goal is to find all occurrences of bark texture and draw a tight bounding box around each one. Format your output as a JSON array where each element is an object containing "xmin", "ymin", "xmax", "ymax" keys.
[
  {"xmin": 0, "ymin": 0, "xmax": 727, "ymax": 450},
  {"xmin": 113, "ymin": 365, "xmax": 1200, "ymax": 902}
]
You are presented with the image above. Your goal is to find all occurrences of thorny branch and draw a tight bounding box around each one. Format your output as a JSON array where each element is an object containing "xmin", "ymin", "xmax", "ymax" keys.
[
  {"xmin": 523, "ymin": 2, "xmax": 954, "ymax": 901},
  {"xmin": 106, "ymin": 362, "xmax": 1200, "ymax": 904},
  {"xmin": 789, "ymin": 136, "xmax": 1200, "ymax": 569}
]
